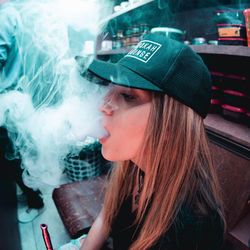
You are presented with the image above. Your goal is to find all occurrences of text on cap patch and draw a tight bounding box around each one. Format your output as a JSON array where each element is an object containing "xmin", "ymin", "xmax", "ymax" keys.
[{"xmin": 125, "ymin": 40, "xmax": 162, "ymax": 63}]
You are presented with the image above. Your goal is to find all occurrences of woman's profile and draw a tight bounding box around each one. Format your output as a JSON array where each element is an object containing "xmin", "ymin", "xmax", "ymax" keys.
[{"xmin": 80, "ymin": 33, "xmax": 225, "ymax": 250}]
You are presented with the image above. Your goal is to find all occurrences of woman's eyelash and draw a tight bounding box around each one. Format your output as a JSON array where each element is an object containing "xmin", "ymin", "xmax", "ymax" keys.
[{"xmin": 120, "ymin": 93, "xmax": 136, "ymax": 102}]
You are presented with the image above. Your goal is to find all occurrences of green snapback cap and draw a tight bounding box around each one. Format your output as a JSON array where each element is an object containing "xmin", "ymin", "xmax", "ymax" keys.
[{"xmin": 88, "ymin": 33, "xmax": 212, "ymax": 118}]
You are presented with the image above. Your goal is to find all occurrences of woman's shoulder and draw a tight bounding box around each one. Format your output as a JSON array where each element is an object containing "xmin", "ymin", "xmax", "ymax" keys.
[
  {"xmin": 153, "ymin": 204, "xmax": 225, "ymax": 250},
  {"xmin": 177, "ymin": 202, "xmax": 223, "ymax": 227}
]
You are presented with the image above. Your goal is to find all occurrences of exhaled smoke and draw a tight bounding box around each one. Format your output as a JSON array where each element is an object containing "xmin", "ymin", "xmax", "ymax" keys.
[{"xmin": 0, "ymin": 0, "xmax": 112, "ymax": 191}]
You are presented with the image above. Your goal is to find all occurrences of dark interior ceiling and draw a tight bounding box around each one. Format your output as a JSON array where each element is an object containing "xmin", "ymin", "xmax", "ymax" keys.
[{"xmin": 114, "ymin": 0, "xmax": 250, "ymax": 12}]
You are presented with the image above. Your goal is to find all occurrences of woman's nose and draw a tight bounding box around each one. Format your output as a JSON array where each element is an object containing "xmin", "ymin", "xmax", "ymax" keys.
[{"xmin": 100, "ymin": 97, "xmax": 118, "ymax": 115}]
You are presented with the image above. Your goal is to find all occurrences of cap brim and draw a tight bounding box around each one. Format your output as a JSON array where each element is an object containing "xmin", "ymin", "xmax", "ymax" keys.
[{"xmin": 88, "ymin": 59, "xmax": 162, "ymax": 92}]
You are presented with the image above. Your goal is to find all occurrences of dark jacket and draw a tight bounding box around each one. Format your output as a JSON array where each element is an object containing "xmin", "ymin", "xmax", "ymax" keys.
[{"xmin": 111, "ymin": 196, "xmax": 224, "ymax": 250}]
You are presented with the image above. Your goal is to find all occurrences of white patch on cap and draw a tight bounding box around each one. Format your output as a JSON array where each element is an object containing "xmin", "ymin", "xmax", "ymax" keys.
[{"xmin": 125, "ymin": 40, "xmax": 162, "ymax": 63}]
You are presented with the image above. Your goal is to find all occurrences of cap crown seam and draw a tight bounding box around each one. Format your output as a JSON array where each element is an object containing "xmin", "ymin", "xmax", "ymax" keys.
[
  {"xmin": 160, "ymin": 47, "xmax": 185, "ymax": 89},
  {"xmin": 119, "ymin": 62, "xmax": 163, "ymax": 90}
]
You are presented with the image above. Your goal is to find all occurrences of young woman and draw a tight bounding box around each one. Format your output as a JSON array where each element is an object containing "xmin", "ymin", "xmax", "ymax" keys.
[{"xmin": 80, "ymin": 33, "xmax": 225, "ymax": 250}]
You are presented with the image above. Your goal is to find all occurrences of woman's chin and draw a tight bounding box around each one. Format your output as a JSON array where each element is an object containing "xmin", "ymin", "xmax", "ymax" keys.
[{"xmin": 101, "ymin": 148, "xmax": 121, "ymax": 162}]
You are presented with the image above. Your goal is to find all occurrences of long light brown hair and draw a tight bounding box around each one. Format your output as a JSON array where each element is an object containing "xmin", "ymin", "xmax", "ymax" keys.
[{"xmin": 103, "ymin": 92, "xmax": 225, "ymax": 250}]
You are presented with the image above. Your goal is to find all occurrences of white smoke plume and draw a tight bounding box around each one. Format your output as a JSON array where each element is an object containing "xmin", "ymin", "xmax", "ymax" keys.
[{"xmin": 0, "ymin": 0, "xmax": 112, "ymax": 191}]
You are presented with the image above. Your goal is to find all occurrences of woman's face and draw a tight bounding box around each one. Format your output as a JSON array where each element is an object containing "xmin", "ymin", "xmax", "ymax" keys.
[{"xmin": 99, "ymin": 85, "xmax": 152, "ymax": 164}]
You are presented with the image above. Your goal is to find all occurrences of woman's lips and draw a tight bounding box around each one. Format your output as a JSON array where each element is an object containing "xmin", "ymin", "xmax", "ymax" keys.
[
  {"xmin": 99, "ymin": 130, "xmax": 110, "ymax": 144},
  {"xmin": 99, "ymin": 135, "xmax": 109, "ymax": 144}
]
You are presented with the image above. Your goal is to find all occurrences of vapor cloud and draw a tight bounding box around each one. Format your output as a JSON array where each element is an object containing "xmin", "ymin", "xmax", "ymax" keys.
[{"xmin": 0, "ymin": 0, "xmax": 112, "ymax": 191}]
